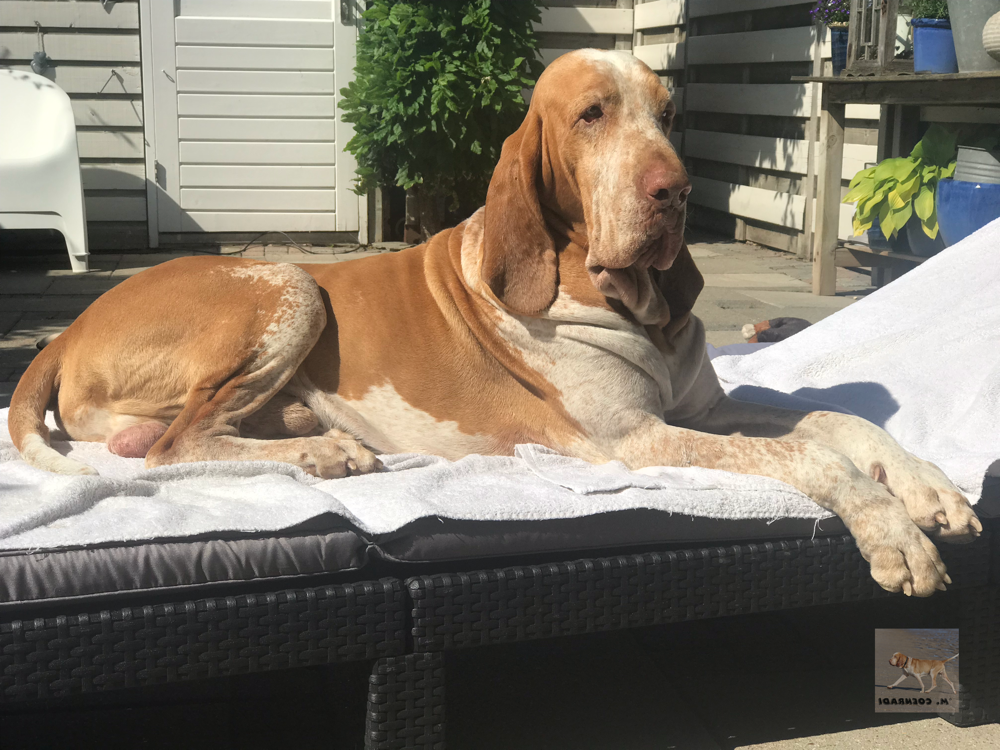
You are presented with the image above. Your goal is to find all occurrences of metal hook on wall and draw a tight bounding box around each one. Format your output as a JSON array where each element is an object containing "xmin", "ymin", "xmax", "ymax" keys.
[{"xmin": 31, "ymin": 22, "xmax": 52, "ymax": 74}]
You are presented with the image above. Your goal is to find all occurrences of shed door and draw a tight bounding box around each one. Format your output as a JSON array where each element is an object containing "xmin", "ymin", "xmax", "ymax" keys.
[{"xmin": 149, "ymin": 0, "xmax": 361, "ymax": 235}]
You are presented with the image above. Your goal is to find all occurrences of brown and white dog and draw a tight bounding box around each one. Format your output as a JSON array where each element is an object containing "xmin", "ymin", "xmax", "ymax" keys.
[
  {"xmin": 888, "ymin": 652, "xmax": 959, "ymax": 693},
  {"xmin": 9, "ymin": 50, "xmax": 981, "ymax": 596}
]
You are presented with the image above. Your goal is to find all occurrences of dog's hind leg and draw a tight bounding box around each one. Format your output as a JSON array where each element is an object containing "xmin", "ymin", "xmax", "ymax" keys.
[
  {"xmin": 145, "ymin": 263, "xmax": 379, "ymax": 479},
  {"xmin": 941, "ymin": 669, "xmax": 957, "ymax": 694}
]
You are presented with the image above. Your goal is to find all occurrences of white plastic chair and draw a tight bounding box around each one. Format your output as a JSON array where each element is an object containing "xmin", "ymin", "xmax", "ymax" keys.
[{"xmin": 0, "ymin": 69, "xmax": 89, "ymax": 272}]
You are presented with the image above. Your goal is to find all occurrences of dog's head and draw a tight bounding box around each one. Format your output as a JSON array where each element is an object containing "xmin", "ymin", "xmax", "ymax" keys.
[
  {"xmin": 482, "ymin": 49, "xmax": 698, "ymax": 318},
  {"xmin": 889, "ymin": 652, "xmax": 906, "ymax": 667}
]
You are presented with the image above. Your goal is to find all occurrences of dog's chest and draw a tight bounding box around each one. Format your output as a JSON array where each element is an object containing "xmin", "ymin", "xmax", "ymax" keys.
[{"xmin": 497, "ymin": 296, "xmax": 710, "ymax": 435}]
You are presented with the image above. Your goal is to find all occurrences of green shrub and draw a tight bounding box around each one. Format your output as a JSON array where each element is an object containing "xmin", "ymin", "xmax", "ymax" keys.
[
  {"xmin": 339, "ymin": 0, "xmax": 544, "ymax": 221},
  {"xmin": 908, "ymin": 1, "xmax": 949, "ymax": 20}
]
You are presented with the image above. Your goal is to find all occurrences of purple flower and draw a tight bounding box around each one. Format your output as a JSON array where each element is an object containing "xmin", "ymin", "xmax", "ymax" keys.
[{"xmin": 811, "ymin": 0, "xmax": 851, "ymax": 25}]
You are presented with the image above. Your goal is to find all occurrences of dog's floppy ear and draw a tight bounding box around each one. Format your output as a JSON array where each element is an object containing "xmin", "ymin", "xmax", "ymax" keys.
[
  {"xmin": 652, "ymin": 241, "xmax": 704, "ymax": 338},
  {"xmin": 481, "ymin": 111, "xmax": 558, "ymax": 315}
]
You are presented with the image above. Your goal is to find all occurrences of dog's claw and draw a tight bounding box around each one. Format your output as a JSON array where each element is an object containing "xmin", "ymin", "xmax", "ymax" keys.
[
  {"xmin": 944, "ymin": 573, "xmax": 953, "ymax": 585},
  {"xmin": 936, "ymin": 581, "xmax": 947, "ymax": 591},
  {"xmin": 934, "ymin": 511, "xmax": 948, "ymax": 526},
  {"xmin": 902, "ymin": 581, "xmax": 913, "ymax": 597}
]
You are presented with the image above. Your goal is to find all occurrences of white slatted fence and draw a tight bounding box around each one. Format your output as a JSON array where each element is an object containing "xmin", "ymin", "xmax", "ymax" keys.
[
  {"xmin": 633, "ymin": 0, "xmax": 685, "ymax": 151},
  {"xmin": 535, "ymin": 2, "xmax": 635, "ymax": 67},
  {"xmin": 681, "ymin": 0, "xmax": 880, "ymax": 253}
]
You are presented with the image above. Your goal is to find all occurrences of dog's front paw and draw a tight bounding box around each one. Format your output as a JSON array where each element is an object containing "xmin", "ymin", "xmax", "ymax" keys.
[
  {"xmin": 874, "ymin": 457, "xmax": 982, "ymax": 543},
  {"xmin": 848, "ymin": 490, "xmax": 949, "ymax": 597}
]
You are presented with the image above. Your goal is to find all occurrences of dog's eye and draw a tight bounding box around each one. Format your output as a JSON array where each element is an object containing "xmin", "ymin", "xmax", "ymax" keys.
[
  {"xmin": 581, "ymin": 105, "xmax": 603, "ymax": 123},
  {"xmin": 660, "ymin": 108, "xmax": 674, "ymax": 129}
]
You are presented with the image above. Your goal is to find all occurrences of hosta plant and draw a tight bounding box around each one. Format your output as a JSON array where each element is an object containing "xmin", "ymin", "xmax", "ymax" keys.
[{"xmin": 844, "ymin": 124, "xmax": 957, "ymax": 240}]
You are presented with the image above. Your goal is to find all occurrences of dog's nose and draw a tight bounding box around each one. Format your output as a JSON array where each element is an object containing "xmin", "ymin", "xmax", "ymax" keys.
[{"xmin": 644, "ymin": 168, "xmax": 691, "ymax": 208}]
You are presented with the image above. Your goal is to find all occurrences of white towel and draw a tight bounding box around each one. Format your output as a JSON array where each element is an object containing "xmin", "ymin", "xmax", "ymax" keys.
[
  {"xmin": 1, "ymin": 219, "xmax": 998, "ymax": 550},
  {"xmin": 0, "ymin": 408, "xmax": 823, "ymax": 547},
  {"xmin": 712, "ymin": 217, "xmax": 1000, "ymax": 500}
]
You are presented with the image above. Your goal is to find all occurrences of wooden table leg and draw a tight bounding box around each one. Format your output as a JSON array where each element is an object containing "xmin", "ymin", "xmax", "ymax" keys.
[{"xmin": 812, "ymin": 95, "xmax": 845, "ymax": 296}]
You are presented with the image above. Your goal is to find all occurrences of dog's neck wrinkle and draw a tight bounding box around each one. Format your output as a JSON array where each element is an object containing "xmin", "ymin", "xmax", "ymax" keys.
[
  {"xmin": 539, "ymin": 207, "xmax": 672, "ymax": 328},
  {"xmin": 541, "ymin": 205, "xmax": 588, "ymax": 249}
]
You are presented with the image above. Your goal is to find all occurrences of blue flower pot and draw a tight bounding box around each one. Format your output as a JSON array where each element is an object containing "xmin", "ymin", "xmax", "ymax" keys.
[
  {"xmin": 912, "ymin": 19, "xmax": 959, "ymax": 74},
  {"xmin": 866, "ymin": 217, "xmax": 892, "ymax": 250},
  {"xmin": 830, "ymin": 27, "xmax": 848, "ymax": 75},
  {"xmin": 936, "ymin": 178, "xmax": 1000, "ymax": 246},
  {"xmin": 903, "ymin": 214, "xmax": 946, "ymax": 257}
]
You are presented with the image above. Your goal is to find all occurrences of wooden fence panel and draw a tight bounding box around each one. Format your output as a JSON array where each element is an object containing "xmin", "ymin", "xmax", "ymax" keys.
[{"xmin": 681, "ymin": 1, "xmax": 880, "ymax": 254}]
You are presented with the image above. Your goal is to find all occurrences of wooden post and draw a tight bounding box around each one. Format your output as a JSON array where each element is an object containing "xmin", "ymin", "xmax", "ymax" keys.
[
  {"xmin": 404, "ymin": 188, "xmax": 421, "ymax": 244},
  {"xmin": 801, "ymin": 26, "xmax": 825, "ymax": 260},
  {"xmin": 368, "ymin": 188, "xmax": 388, "ymax": 244},
  {"xmin": 812, "ymin": 93, "xmax": 845, "ymax": 296},
  {"xmin": 616, "ymin": 0, "xmax": 633, "ymax": 51}
]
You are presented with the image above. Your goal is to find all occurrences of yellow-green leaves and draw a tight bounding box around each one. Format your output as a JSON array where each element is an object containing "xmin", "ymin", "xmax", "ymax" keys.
[
  {"xmin": 914, "ymin": 185, "xmax": 935, "ymax": 220},
  {"xmin": 843, "ymin": 126, "xmax": 958, "ymax": 240},
  {"xmin": 849, "ymin": 166, "xmax": 876, "ymax": 188},
  {"xmin": 842, "ymin": 175, "xmax": 874, "ymax": 204}
]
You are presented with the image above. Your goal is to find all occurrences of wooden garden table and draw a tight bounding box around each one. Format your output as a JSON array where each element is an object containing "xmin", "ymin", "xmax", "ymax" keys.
[{"xmin": 794, "ymin": 71, "xmax": 1000, "ymax": 295}]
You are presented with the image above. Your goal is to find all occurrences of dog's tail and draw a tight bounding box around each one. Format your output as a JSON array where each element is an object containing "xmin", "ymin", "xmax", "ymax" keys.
[
  {"xmin": 8, "ymin": 336, "xmax": 96, "ymax": 475},
  {"xmin": 944, "ymin": 653, "xmax": 959, "ymax": 662}
]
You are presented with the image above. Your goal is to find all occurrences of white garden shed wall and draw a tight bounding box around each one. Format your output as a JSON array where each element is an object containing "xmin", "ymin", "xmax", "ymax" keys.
[{"xmin": 147, "ymin": 0, "xmax": 364, "ymax": 243}]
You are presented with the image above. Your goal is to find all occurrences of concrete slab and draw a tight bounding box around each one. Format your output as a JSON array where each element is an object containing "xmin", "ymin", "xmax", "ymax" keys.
[
  {"xmin": 702, "ymin": 273, "xmax": 809, "ymax": 289},
  {"xmin": 0, "ymin": 313, "xmax": 21, "ymax": 337},
  {"xmin": 111, "ymin": 265, "xmax": 155, "ymax": 278},
  {"xmin": 0, "ymin": 272, "xmax": 53, "ymax": 295},
  {"xmin": 694, "ymin": 305, "xmax": 768, "ymax": 332},
  {"xmin": 45, "ymin": 276, "xmax": 124, "ymax": 295},
  {"xmin": 738, "ymin": 719, "xmax": 1000, "ymax": 749},
  {"xmin": 752, "ymin": 307, "xmax": 852, "ymax": 326},
  {"xmin": 705, "ymin": 330, "xmax": 748, "ymax": 347},
  {"xmin": 329, "ymin": 250, "xmax": 394, "ymax": 263},
  {"xmin": 112, "ymin": 253, "xmax": 193, "ymax": 277},
  {"xmin": 691, "ymin": 258, "xmax": 799, "ymax": 275},
  {"xmin": 688, "ymin": 245, "xmax": 721, "ymax": 258},
  {"xmin": 43, "ymin": 260, "xmax": 118, "ymax": 277},
  {"xmin": 118, "ymin": 253, "xmax": 194, "ymax": 267},
  {"xmin": 740, "ymin": 290, "xmax": 860, "ymax": 310},
  {"xmin": 0, "ymin": 295, "xmax": 99, "ymax": 313}
]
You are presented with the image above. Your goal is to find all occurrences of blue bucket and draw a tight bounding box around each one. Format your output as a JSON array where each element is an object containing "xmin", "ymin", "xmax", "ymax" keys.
[
  {"xmin": 912, "ymin": 19, "xmax": 958, "ymax": 74},
  {"xmin": 830, "ymin": 27, "xmax": 848, "ymax": 75},
  {"xmin": 936, "ymin": 178, "xmax": 1000, "ymax": 246}
]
